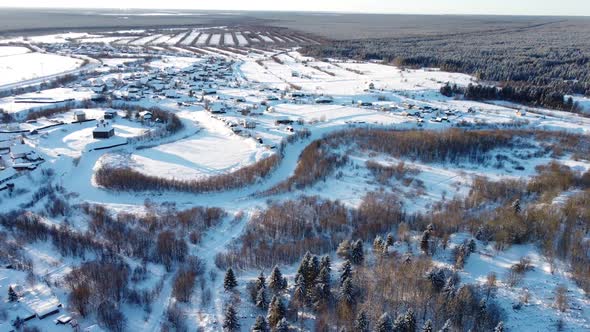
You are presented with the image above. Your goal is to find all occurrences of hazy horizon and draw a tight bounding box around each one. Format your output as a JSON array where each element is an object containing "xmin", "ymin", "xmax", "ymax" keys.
[{"xmin": 1, "ymin": 0, "xmax": 589, "ymax": 17}]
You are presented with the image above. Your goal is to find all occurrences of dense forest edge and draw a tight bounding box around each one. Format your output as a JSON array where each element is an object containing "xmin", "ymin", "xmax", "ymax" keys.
[{"xmin": 301, "ymin": 20, "xmax": 590, "ymax": 112}]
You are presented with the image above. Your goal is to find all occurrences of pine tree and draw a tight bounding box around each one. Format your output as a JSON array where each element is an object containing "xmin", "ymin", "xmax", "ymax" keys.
[
  {"xmin": 269, "ymin": 266, "xmax": 286, "ymax": 293},
  {"xmin": 494, "ymin": 321, "xmax": 504, "ymax": 332},
  {"xmin": 8, "ymin": 286, "xmax": 18, "ymax": 302},
  {"xmin": 256, "ymin": 288, "xmax": 268, "ymax": 310},
  {"xmin": 354, "ymin": 311, "xmax": 370, "ymax": 332},
  {"xmin": 375, "ymin": 313, "xmax": 393, "ymax": 332},
  {"xmin": 351, "ymin": 240, "xmax": 364, "ymax": 265},
  {"xmin": 223, "ymin": 305, "xmax": 240, "ymax": 331},
  {"xmin": 421, "ymin": 320, "xmax": 433, "ymax": 332},
  {"xmin": 252, "ymin": 315, "xmax": 269, "ymax": 332},
  {"xmin": 340, "ymin": 260, "xmax": 352, "ymax": 286},
  {"xmin": 267, "ymin": 295, "xmax": 286, "ymax": 327},
  {"xmin": 275, "ymin": 318, "xmax": 289, "ymax": 332},
  {"xmin": 224, "ymin": 268, "xmax": 238, "ymax": 291}
]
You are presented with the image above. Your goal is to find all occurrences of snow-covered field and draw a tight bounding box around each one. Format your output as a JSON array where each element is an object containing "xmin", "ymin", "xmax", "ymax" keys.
[
  {"xmin": 209, "ymin": 34, "xmax": 221, "ymax": 46},
  {"xmin": 0, "ymin": 87, "xmax": 94, "ymax": 115},
  {"xmin": 195, "ymin": 33, "xmax": 210, "ymax": 45},
  {"xmin": 235, "ymin": 32, "xmax": 248, "ymax": 46},
  {"xmin": 99, "ymin": 112, "xmax": 272, "ymax": 180},
  {"xmin": 0, "ymin": 46, "xmax": 31, "ymax": 57},
  {"xmin": 181, "ymin": 30, "xmax": 201, "ymax": 45},
  {"xmin": 0, "ymin": 52, "xmax": 83, "ymax": 86}
]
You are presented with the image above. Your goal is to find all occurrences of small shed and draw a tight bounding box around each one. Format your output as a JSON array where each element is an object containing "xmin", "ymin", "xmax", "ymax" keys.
[
  {"xmin": 93, "ymin": 123, "xmax": 115, "ymax": 139},
  {"xmin": 241, "ymin": 119, "xmax": 256, "ymax": 129},
  {"xmin": 104, "ymin": 110, "xmax": 117, "ymax": 120},
  {"xmin": 315, "ymin": 96, "xmax": 333, "ymax": 104},
  {"xmin": 73, "ymin": 111, "xmax": 86, "ymax": 122}
]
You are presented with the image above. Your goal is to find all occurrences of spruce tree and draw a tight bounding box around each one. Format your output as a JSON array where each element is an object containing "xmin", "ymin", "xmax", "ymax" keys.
[
  {"xmin": 223, "ymin": 304, "xmax": 240, "ymax": 331},
  {"xmin": 420, "ymin": 230, "xmax": 430, "ymax": 254},
  {"xmin": 427, "ymin": 268, "xmax": 446, "ymax": 292},
  {"xmin": 320, "ymin": 255, "xmax": 331, "ymax": 272},
  {"xmin": 12, "ymin": 316, "xmax": 23, "ymax": 329},
  {"xmin": 224, "ymin": 268, "xmax": 238, "ymax": 291},
  {"xmin": 404, "ymin": 308, "xmax": 416, "ymax": 332},
  {"xmin": 310, "ymin": 255, "xmax": 320, "ymax": 282},
  {"xmin": 292, "ymin": 274, "xmax": 307, "ymax": 307},
  {"xmin": 351, "ymin": 240, "xmax": 364, "ymax": 265},
  {"xmin": 8, "ymin": 286, "xmax": 18, "ymax": 302},
  {"xmin": 316, "ymin": 266, "xmax": 331, "ymax": 299},
  {"xmin": 267, "ymin": 295, "xmax": 286, "ymax": 327},
  {"xmin": 268, "ymin": 266, "xmax": 286, "ymax": 293},
  {"xmin": 468, "ymin": 239, "xmax": 476, "ymax": 253},
  {"xmin": 339, "ymin": 277, "xmax": 355, "ymax": 306},
  {"xmin": 256, "ymin": 288, "xmax": 268, "ymax": 310},
  {"xmin": 375, "ymin": 313, "xmax": 393, "ymax": 332},
  {"xmin": 392, "ymin": 314, "xmax": 405, "ymax": 331},
  {"xmin": 512, "ymin": 199, "xmax": 521, "ymax": 214},
  {"xmin": 255, "ymin": 272, "xmax": 266, "ymax": 291},
  {"xmin": 421, "ymin": 320, "xmax": 433, "ymax": 332},
  {"xmin": 252, "ymin": 315, "xmax": 269, "ymax": 332},
  {"xmin": 354, "ymin": 311, "xmax": 370, "ymax": 332},
  {"xmin": 340, "ymin": 260, "xmax": 352, "ymax": 286}
]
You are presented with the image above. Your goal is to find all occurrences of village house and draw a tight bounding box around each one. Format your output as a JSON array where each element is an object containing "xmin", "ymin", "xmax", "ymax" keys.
[
  {"xmin": 10, "ymin": 144, "xmax": 31, "ymax": 160},
  {"xmin": 93, "ymin": 122, "xmax": 115, "ymax": 139},
  {"xmin": 73, "ymin": 110, "xmax": 86, "ymax": 122}
]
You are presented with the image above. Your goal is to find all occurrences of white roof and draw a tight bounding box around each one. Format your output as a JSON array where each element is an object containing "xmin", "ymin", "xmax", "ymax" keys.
[
  {"xmin": 11, "ymin": 144, "xmax": 30, "ymax": 155},
  {"xmin": 93, "ymin": 124, "xmax": 114, "ymax": 133},
  {"xmin": 21, "ymin": 283, "xmax": 60, "ymax": 317}
]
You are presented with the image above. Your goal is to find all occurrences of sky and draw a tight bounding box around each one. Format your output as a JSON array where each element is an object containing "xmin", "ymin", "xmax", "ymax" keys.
[{"xmin": 0, "ymin": 0, "xmax": 589, "ymax": 16}]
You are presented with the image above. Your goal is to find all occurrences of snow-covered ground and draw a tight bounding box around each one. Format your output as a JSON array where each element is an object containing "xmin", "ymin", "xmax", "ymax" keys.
[
  {"xmin": 1, "ymin": 37, "xmax": 589, "ymax": 332},
  {"xmin": 99, "ymin": 112, "xmax": 272, "ymax": 181},
  {"xmin": 0, "ymin": 52, "xmax": 83, "ymax": 86},
  {"xmin": 0, "ymin": 46, "xmax": 31, "ymax": 57},
  {"xmin": 0, "ymin": 88, "xmax": 94, "ymax": 116}
]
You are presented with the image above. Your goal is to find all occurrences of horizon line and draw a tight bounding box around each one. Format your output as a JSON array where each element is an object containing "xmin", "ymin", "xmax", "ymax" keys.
[{"xmin": 0, "ymin": 6, "xmax": 589, "ymax": 18}]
